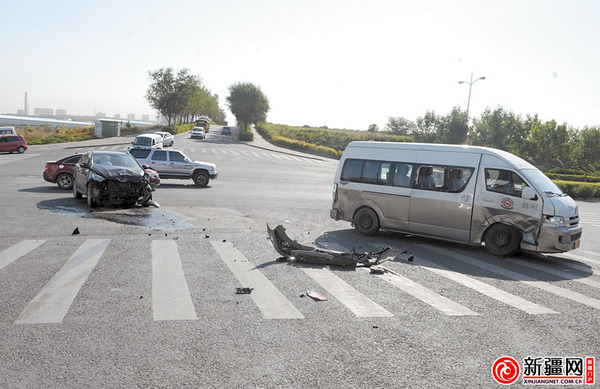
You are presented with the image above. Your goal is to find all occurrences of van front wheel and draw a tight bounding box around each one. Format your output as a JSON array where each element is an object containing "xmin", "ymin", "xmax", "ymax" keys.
[
  {"xmin": 484, "ymin": 224, "xmax": 520, "ymax": 256},
  {"xmin": 354, "ymin": 208, "xmax": 380, "ymax": 236}
]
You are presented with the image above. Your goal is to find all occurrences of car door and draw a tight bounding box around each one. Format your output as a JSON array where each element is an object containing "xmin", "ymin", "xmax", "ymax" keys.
[
  {"xmin": 148, "ymin": 150, "xmax": 169, "ymax": 174},
  {"xmin": 74, "ymin": 152, "xmax": 91, "ymax": 193},
  {"xmin": 0, "ymin": 137, "xmax": 8, "ymax": 152},
  {"xmin": 168, "ymin": 150, "xmax": 194, "ymax": 176}
]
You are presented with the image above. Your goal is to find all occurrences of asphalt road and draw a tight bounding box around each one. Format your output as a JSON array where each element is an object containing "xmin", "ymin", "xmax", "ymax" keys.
[{"xmin": 0, "ymin": 127, "xmax": 599, "ymax": 388}]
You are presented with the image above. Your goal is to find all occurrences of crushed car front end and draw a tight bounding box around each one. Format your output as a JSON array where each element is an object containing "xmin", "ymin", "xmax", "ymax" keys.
[{"xmin": 87, "ymin": 166, "xmax": 152, "ymax": 206}]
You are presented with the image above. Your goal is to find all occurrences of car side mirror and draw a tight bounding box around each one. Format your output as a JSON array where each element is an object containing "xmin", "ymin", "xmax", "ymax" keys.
[
  {"xmin": 184, "ymin": 158, "xmax": 191, "ymax": 163},
  {"xmin": 142, "ymin": 164, "xmax": 150, "ymax": 169},
  {"xmin": 80, "ymin": 162, "xmax": 90, "ymax": 168},
  {"xmin": 522, "ymin": 187, "xmax": 537, "ymax": 200}
]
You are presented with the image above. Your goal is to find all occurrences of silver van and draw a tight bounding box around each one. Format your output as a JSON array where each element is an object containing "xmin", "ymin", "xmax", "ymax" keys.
[
  {"xmin": 129, "ymin": 134, "xmax": 164, "ymax": 149},
  {"xmin": 330, "ymin": 141, "xmax": 582, "ymax": 256},
  {"xmin": 0, "ymin": 126, "xmax": 17, "ymax": 135}
]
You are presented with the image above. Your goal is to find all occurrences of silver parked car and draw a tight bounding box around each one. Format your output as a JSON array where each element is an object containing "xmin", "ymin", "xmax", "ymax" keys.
[
  {"xmin": 129, "ymin": 148, "xmax": 217, "ymax": 187},
  {"xmin": 154, "ymin": 131, "xmax": 174, "ymax": 147}
]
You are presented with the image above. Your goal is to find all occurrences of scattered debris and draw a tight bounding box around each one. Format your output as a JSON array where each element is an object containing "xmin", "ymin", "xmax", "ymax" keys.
[
  {"xmin": 205, "ymin": 234, "xmax": 210, "ymax": 238},
  {"xmin": 72, "ymin": 227, "xmax": 80, "ymax": 235},
  {"xmin": 236, "ymin": 287, "xmax": 254, "ymax": 294},
  {"xmin": 373, "ymin": 325, "xmax": 379, "ymax": 329},
  {"xmin": 370, "ymin": 266, "xmax": 385, "ymax": 275},
  {"xmin": 300, "ymin": 293, "xmax": 305, "ymax": 298},
  {"xmin": 307, "ymin": 290, "xmax": 328, "ymax": 301},
  {"xmin": 267, "ymin": 224, "xmax": 409, "ymax": 268},
  {"xmin": 222, "ymin": 239, "xmax": 227, "ymax": 242}
]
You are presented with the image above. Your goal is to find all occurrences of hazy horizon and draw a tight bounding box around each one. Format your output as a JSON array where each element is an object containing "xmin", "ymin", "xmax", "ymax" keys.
[{"xmin": 2, "ymin": 0, "xmax": 600, "ymax": 130}]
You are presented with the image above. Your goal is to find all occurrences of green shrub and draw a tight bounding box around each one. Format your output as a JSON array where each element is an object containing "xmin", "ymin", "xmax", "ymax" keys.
[
  {"xmin": 547, "ymin": 173, "xmax": 600, "ymax": 183},
  {"xmin": 553, "ymin": 180, "xmax": 600, "ymax": 199},
  {"xmin": 238, "ymin": 131, "xmax": 254, "ymax": 141}
]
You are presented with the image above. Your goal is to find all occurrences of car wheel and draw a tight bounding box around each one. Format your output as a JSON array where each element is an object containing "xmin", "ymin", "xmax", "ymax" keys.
[
  {"xmin": 18, "ymin": 146, "xmax": 25, "ymax": 153},
  {"xmin": 193, "ymin": 171, "xmax": 209, "ymax": 187},
  {"xmin": 354, "ymin": 208, "xmax": 380, "ymax": 236},
  {"xmin": 56, "ymin": 173, "xmax": 73, "ymax": 189},
  {"xmin": 73, "ymin": 181, "xmax": 82, "ymax": 199},
  {"xmin": 87, "ymin": 184, "xmax": 98, "ymax": 207},
  {"xmin": 484, "ymin": 223, "xmax": 520, "ymax": 256}
]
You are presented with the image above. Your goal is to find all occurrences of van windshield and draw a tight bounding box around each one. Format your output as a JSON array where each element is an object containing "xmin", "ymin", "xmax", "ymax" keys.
[
  {"xmin": 522, "ymin": 168, "xmax": 565, "ymax": 196},
  {"xmin": 134, "ymin": 137, "xmax": 152, "ymax": 145}
]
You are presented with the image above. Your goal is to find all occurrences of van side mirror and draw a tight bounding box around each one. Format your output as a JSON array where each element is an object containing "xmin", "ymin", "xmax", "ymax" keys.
[{"xmin": 522, "ymin": 187, "xmax": 537, "ymax": 200}]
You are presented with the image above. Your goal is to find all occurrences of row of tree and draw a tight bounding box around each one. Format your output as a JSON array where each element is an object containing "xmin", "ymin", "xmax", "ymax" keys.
[
  {"xmin": 145, "ymin": 68, "xmax": 226, "ymax": 126},
  {"xmin": 376, "ymin": 107, "xmax": 600, "ymax": 178}
]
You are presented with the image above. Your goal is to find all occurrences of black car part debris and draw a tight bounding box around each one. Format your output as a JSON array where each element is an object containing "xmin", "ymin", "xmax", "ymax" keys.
[
  {"xmin": 267, "ymin": 224, "xmax": 409, "ymax": 268},
  {"xmin": 236, "ymin": 287, "xmax": 254, "ymax": 294}
]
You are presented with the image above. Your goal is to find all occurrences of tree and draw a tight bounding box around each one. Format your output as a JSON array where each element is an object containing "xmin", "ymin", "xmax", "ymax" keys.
[
  {"xmin": 470, "ymin": 107, "xmax": 527, "ymax": 154},
  {"xmin": 226, "ymin": 82, "xmax": 270, "ymax": 133},
  {"xmin": 413, "ymin": 110, "xmax": 439, "ymax": 143},
  {"xmin": 367, "ymin": 124, "xmax": 379, "ymax": 132},
  {"xmin": 524, "ymin": 119, "xmax": 571, "ymax": 172},
  {"xmin": 436, "ymin": 107, "xmax": 468, "ymax": 144},
  {"xmin": 145, "ymin": 68, "xmax": 177, "ymax": 126},
  {"xmin": 574, "ymin": 126, "xmax": 600, "ymax": 181},
  {"xmin": 384, "ymin": 116, "xmax": 415, "ymax": 135}
]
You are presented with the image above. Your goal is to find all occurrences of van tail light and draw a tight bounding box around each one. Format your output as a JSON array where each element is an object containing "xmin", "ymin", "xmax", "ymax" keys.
[{"xmin": 332, "ymin": 184, "xmax": 338, "ymax": 202}]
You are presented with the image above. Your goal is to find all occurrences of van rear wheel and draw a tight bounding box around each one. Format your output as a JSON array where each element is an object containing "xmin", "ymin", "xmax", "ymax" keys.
[
  {"xmin": 484, "ymin": 223, "xmax": 520, "ymax": 256},
  {"xmin": 354, "ymin": 208, "xmax": 380, "ymax": 236}
]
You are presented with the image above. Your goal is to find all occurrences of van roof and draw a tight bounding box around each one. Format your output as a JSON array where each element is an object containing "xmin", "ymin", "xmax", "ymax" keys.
[{"xmin": 346, "ymin": 141, "xmax": 535, "ymax": 170}]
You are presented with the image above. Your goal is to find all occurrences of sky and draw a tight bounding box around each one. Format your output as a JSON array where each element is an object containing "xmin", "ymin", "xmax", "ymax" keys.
[{"xmin": 2, "ymin": 0, "xmax": 600, "ymax": 131}]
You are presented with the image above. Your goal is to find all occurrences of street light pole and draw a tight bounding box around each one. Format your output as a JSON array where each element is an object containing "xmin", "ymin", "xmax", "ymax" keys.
[{"xmin": 458, "ymin": 72, "xmax": 486, "ymax": 120}]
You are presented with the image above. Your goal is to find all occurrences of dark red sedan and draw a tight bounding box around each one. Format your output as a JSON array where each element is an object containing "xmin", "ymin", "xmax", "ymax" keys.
[{"xmin": 44, "ymin": 153, "xmax": 160, "ymax": 189}]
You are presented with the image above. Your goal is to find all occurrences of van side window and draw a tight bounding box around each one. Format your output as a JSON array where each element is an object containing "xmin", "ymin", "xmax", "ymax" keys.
[
  {"xmin": 341, "ymin": 159, "xmax": 364, "ymax": 182},
  {"xmin": 152, "ymin": 150, "xmax": 167, "ymax": 161},
  {"xmin": 414, "ymin": 165, "xmax": 474, "ymax": 192},
  {"xmin": 392, "ymin": 164, "xmax": 412, "ymax": 187},
  {"xmin": 485, "ymin": 169, "xmax": 528, "ymax": 197}
]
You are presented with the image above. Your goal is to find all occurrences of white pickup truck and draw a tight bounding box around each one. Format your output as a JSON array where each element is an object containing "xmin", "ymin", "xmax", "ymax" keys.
[{"xmin": 129, "ymin": 148, "xmax": 217, "ymax": 187}]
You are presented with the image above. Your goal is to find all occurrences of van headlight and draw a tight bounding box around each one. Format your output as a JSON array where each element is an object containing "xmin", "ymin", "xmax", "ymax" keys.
[{"xmin": 544, "ymin": 216, "xmax": 565, "ymax": 227}]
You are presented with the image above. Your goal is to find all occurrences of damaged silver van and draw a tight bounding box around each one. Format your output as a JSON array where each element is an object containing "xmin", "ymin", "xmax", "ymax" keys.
[{"xmin": 330, "ymin": 142, "xmax": 582, "ymax": 256}]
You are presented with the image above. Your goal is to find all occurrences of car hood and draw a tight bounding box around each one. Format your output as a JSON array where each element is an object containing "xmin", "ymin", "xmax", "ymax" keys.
[{"xmin": 91, "ymin": 166, "xmax": 145, "ymax": 182}]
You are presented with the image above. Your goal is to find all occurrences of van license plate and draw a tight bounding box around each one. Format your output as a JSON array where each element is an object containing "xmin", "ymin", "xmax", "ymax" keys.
[{"xmin": 573, "ymin": 241, "xmax": 580, "ymax": 249}]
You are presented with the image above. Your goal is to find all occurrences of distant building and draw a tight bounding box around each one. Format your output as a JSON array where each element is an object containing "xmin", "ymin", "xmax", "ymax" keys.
[
  {"xmin": 114, "ymin": 113, "xmax": 121, "ymax": 119},
  {"xmin": 55, "ymin": 109, "xmax": 67, "ymax": 117},
  {"xmin": 127, "ymin": 113, "xmax": 135, "ymax": 121},
  {"xmin": 34, "ymin": 108, "xmax": 54, "ymax": 116},
  {"xmin": 96, "ymin": 112, "xmax": 105, "ymax": 118},
  {"xmin": 17, "ymin": 109, "xmax": 25, "ymax": 115},
  {"xmin": 141, "ymin": 114, "xmax": 149, "ymax": 122}
]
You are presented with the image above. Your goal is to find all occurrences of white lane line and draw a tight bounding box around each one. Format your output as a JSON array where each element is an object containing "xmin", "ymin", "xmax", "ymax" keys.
[
  {"xmin": 219, "ymin": 149, "xmax": 229, "ymax": 154},
  {"xmin": 0, "ymin": 240, "xmax": 46, "ymax": 271},
  {"xmin": 420, "ymin": 245, "xmax": 600, "ymax": 310},
  {"xmin": 240, "ymin": 151, "xmax": 252, "ymax": 157},
  {"xmin": 414, "ymin": 257, "xmax": 556, "ymax": 314},
  {"xmin": 559, "ymin": 252, "xmax": 600, "ymax": 268},
  {"xmin": 15, "ymin": 239, "xmax": 110, "ymax": 324},
  {"xmin": 152, "ymin": 240, "xmax": 197, "ymax": 321},
  {"xmin": 302, "ymin": 267, "xmax": 393, "ymax": 317},
  {"xmin": 0, "ymin": 153, "xmax": 40, "ymax": 165},
  {"xmin": 228, "ymin": 149, "xmax": 239, "ymax": 156},
  {"xmin": 188, "ymin": 148, "xmax": 197, "ymax": 153},
  {"xmin": 262, "ymin": 153, "xmax": 274, "ymax": 159},
  {"xmin": 211, "ymin": 241, "xmax": 303, "ymax": 319},
  {"xmin": 373, "ymin": 268, "xmax": 479, "ymax": 316},
  {"xmin": 504, "ymin": 257, "xmax": 600, "ymax": 289},
  {"xmin": 278, "ymin": 155, "xmax": 293, "ymax": 161},
  {"xmin": 211, "ymin": 149, "xmax": 218, "ymax": 154},
  {"xmin": 269, "ymin": 153, "xmax": 283, "ymax": 160},
  {"xmin": 251, "ymin": 151, "xmax": 261, "ymax": 157}
]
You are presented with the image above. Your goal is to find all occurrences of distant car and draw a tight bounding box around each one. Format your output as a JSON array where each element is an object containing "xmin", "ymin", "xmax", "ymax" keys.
[
  {"xmin": 191, "ymin": 127, "xmax": 206, "ymax": 139},
  {"xmin": 129, "ymin": 148, "xmax": 217, "ymax": 187},
  {"xmin": 0, "ymin": 134, "xmax": 28, "ymax": 154},
  {"xmin": 44, "ymin": 154, "xmax": 82, "ymax": 189},
  {"xmin": 73, "ymin": 150, "xmax": 154, "ymax": 207},
  {"xmin": 222, "ymin": 126, "xmax": 232, "ymax": 135},
  {"xmin": 45, "ymin": 153, "xmax": 159, "ymax": 190},
  {"xmin": 129, "ymin": 134, "xmax": 163, "ymax": 150},
  {"xmin": 154, "ymin": 131, "xmax": 174, "ymax": 147}
]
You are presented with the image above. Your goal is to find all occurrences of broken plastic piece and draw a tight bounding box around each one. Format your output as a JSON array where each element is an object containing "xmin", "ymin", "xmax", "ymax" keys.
[
  {"xmin": 307, "ymin": 290, "xmax": 327, "ymax": 301},
  {"xmin": 267, "ymin": 224, "xmax": 408, "ymax": 268},
  {"xmin": 236, "ymin": 287, "xmax": 254, "ymax": 294},
  {"xmin": 72, "ymin": 227, "xmax": 80, "ymax": 235},
  {"xmin": 370, "ymin": 266, "xmax": 385, "ymax": 275}
]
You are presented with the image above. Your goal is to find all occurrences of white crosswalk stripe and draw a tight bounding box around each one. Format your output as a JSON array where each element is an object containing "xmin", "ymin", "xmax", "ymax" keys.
[
  {"xmin": 15, "ymin": 239, "xmax": 110, "ymax": 324},
  {"xmin": 152, "ymin": 240, "xmax": 198, "ymax": 321},
  {"xmin": 211, "ymin": 241, "xmax": 304, "ymax": 319},
  {"xmin": 302, "ymin": 267, "xmax": 393, "ymax": 317},
  {"xmin": 0, "ymin": 240, "xmax": 46, "ymax": 271},
  {"xmin": 419, "ymin": 244, "xmax": 600, "ymax": 310}
]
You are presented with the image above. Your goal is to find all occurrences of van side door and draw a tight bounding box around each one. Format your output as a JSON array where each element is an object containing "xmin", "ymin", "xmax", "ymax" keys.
[{"xmin": 408, "ymin": 164, "xmax": 477, "ymax": 242}]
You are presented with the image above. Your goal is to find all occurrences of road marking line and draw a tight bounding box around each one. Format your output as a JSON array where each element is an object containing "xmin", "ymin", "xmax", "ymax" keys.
[
  {"xmin": 302, "ymin": 267, "xmax": 393, "ymax": 317},
  {"xmin": 415, "ymin": 257, "xmax": 557, "ymax": 314},
  {"xmin": 211, "ymin": 149, "xmax": 218, "ymax": 154},
  {"xmin": 152, "ymin": 240, "xmax": 198, "ymax": 321},
  {"xmin": 0, "ymin": 240, "xmax": 46, "ymax": 272},
  {"xmin": 420, "ymin": 245, "xmax": 600, "ymax": 310},
  {"xmin": 373, "ymin": 268, "xmax": 479, "ymax": 316},
  {"xmin": 278, "ymin": 155, "xmax": 293, "ymax": 161},
  {"xmin": 228, "ymin": 150, "xmax": 239, "ymax": 156},
  {"xmin": 559, "ymin": 252, "xmax": 600, "ymax": 268},
  {"xmin": 269, "ymin": 153, "xmax": 283, "ymax": 159},
  {"xmin": 240, "ymin": 151, "xmax": 252, "ymax": 156},
  {"xmin": 261, "ymin": 153, "xmax": 273, "ymax": 159},
  {"xmin": 15, "ymin": 239, "xmax": 110, "ymax": 324},
  {"xmin": 505, "ymin": 257, "xmax": 600, "ymax": 289},
  {"xmin": 251, "ymin": 151, "xmax": 261, "ymax": 157},
  {"xmin": 219, "ymin": 149, "xmax": 229, "ymax": 154},
  {"xmin": 211, "ymin": 241, "xmax": 303, "ymax": 319}
]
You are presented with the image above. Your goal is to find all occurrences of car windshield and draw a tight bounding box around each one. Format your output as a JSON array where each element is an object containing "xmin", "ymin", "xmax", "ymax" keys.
[
  {"xmin": 95, "ymin": 154, "xmax": 141, "ymax": 169},
  {"xmin": 521, "ymin": 168, "xmax": 565, "ymax": 196}
]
